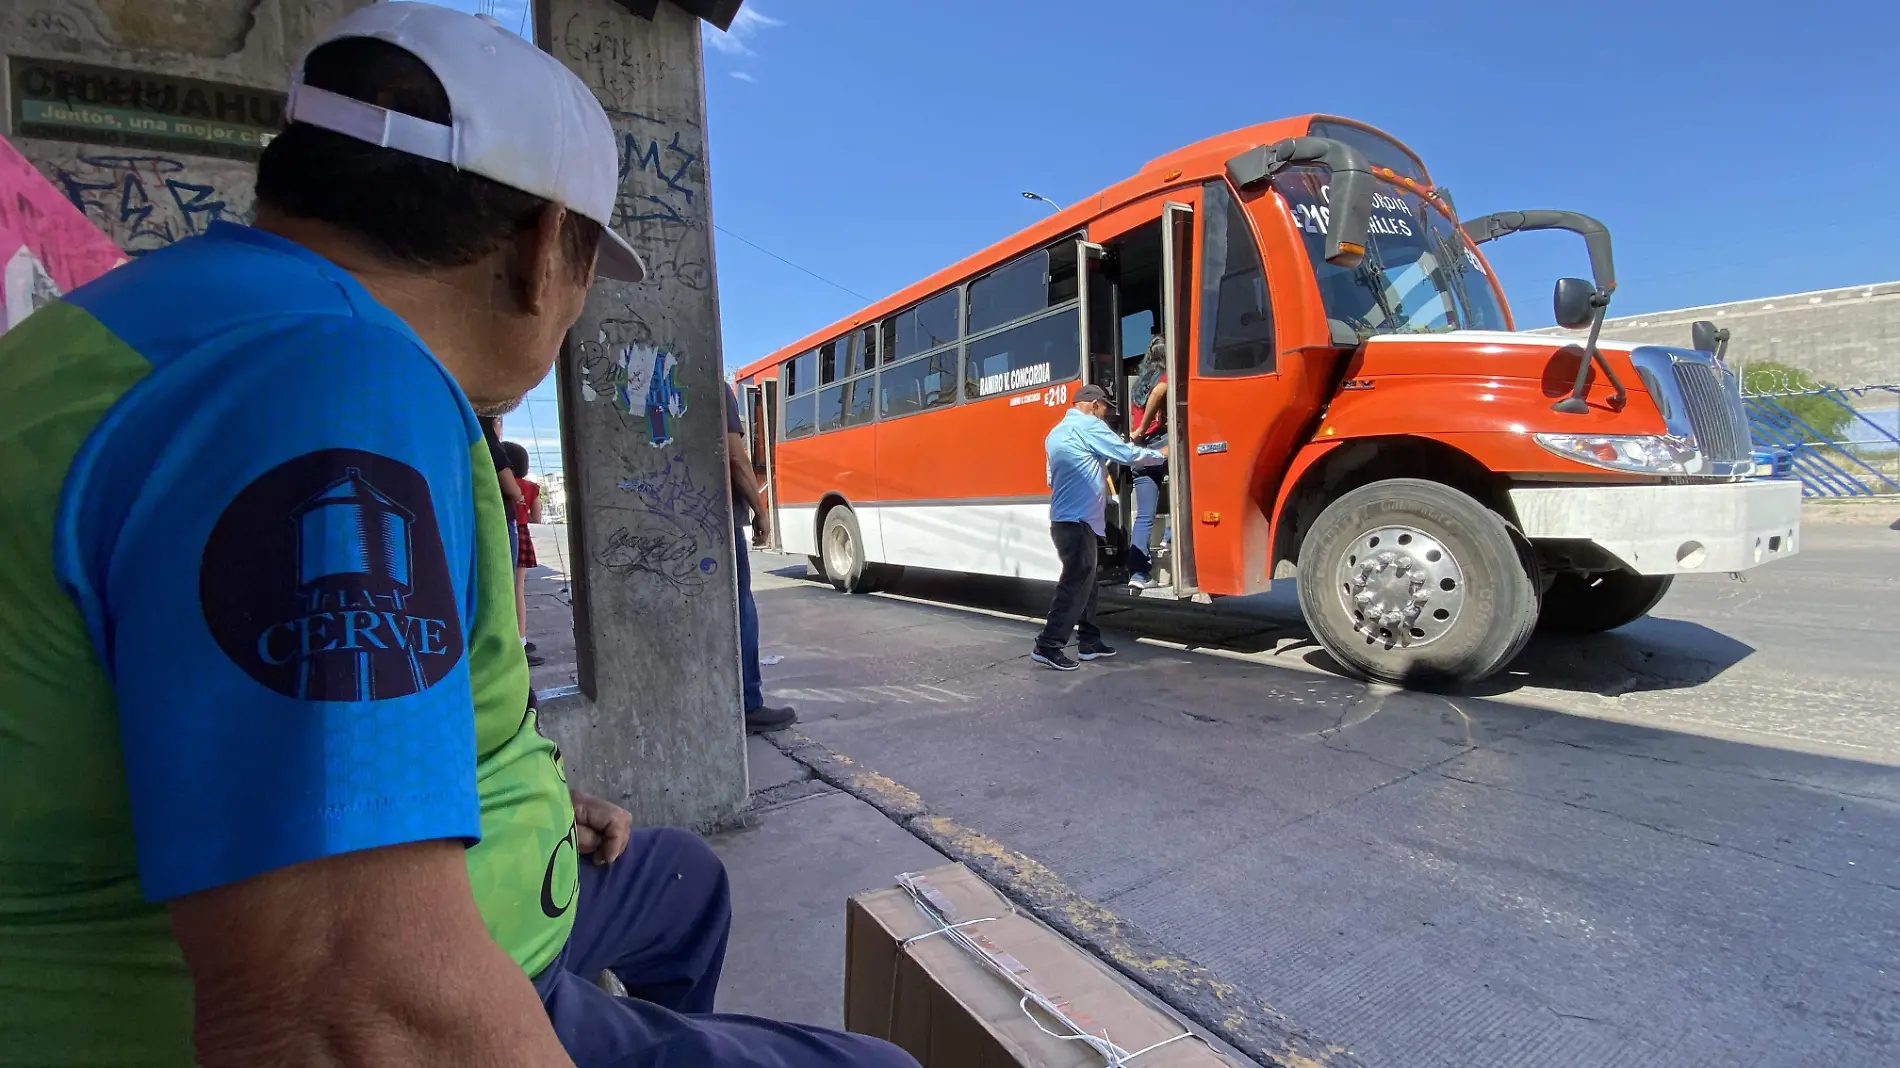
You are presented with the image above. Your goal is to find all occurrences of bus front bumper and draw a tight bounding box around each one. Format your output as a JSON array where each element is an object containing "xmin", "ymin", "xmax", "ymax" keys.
[{"xmin": 1508, "ymin": 479, "xmax": 1802, "ymax": 575}]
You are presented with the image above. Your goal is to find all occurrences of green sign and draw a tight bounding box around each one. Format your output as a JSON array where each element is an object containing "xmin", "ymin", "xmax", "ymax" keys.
[{"xmin": 8, "ymin": 56, "xmax": 284, "ymax": 162}]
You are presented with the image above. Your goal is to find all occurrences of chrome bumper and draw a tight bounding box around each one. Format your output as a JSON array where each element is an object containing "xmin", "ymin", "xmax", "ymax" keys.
[{"xmin": 1508, "ymin": 479, "xmax": 1802, "ymax": 575}]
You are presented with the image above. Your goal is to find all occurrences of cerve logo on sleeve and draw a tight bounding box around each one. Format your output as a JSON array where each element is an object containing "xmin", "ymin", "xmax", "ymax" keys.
[{"xmin": 200, "ymin": 448, "xmax": 465, "ymax": 701}]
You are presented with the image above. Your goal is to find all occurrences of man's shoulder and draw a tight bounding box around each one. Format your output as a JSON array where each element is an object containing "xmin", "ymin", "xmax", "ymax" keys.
[{"xmin": 66, "ymin": 224, "xmax": 423, "ymax": 375}]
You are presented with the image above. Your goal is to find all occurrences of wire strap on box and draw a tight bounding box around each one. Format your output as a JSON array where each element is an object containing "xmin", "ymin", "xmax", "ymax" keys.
[{"xmin": 894, "ymin": 871, "xmax": 1213, "ymax": 1067}]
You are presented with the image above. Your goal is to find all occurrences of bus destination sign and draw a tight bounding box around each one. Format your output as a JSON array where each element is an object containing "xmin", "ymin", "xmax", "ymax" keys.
[{"xmin": 8, "ymin": 56, "xmax": 285, "ymax": 162}]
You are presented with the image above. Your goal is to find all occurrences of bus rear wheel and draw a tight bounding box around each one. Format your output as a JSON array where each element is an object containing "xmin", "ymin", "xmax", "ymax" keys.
[
  {"xmin": 1538, "ymin": 571, "xmax": 1672, "ymax": 633},
  {"xmin": 820, "ymin": 505, "xmax": 901, "ymax": 594},
  {"xmin": 1297, "ymin": 478, "xmax": 1540, "ymax": 688}
]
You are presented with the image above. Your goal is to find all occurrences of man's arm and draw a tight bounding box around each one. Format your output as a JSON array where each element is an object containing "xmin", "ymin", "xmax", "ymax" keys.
[
  {"xmin": 723, "ymin": 387, "xmax": 769, "ymax": 543},
  {"xmin": 1079, "ymin": 417, "xmax": 1166, "ymax": 467},
  {"xmin": 172, "ymin": 842, "xmax": 574, "ymax": 1068},
  {"xmin": 78, "ymin": 320, "xmax": 573, "ymax": 1068},
  {"xmin": 1140, "ymin": 379, "xmax": 1168, "ymax": 432},
  {"xmin": 726, "ymin": 430, "xmax": 767, "ymax": 537},
  {"xmin": 497, "ymin": 466, "xmax": 525, "ymax": 509}
]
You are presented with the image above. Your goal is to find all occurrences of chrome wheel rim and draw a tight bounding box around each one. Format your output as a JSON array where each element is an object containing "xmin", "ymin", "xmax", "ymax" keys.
[
  {"xmin": 823, "ymin": 520, "xmax": 855, "ymax": 579},
  {"xmin": 1334, "ymin": 525, "xmax": 1467, "ymax": 648}
]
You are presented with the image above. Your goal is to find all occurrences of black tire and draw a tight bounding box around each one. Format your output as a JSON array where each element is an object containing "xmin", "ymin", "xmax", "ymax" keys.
[
  {"xmin": 819, "ymin": 506, "xmax": 888, "ymax": 594},
  {"xmin": 1297, "ymin": 478, "xmax": 1540, "ymax": 688},
  {"xmin": 807, "ymin": 555, "xmax": 827, "ymax": 581},
  {"xmin": 1539, "ymin": 571, "xmax": 1673, "ymax": 633}
]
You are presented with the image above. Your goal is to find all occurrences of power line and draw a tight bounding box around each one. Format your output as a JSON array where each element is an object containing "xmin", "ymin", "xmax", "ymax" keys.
[{"xmin": 713, "ymin": 223, "xmax": 873, "ymax": 302}]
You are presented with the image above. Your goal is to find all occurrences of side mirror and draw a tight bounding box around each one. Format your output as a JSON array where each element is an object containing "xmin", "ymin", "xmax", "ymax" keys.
[
  {"xmin": 1691, "ymin": 320, "xmax": 1719, "ymax": 354},
  {"xmin": 1553, "ymin": 277, "xmax": 1596, "ymax": 330}
]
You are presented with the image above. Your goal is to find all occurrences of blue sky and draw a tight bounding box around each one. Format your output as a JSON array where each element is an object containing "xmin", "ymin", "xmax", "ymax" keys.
[{"xmin": 432, "ymin": 0, "xmax": 1896, "ymax": 468}]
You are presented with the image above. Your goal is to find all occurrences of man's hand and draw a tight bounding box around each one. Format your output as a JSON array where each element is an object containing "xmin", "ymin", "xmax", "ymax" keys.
[
  {"xmin": 751, "ymin": 510, "xmax": 772, "ymax": 548},
  {"xmin": 571, "ymin": 789, "xmax": 632, "ymax": 865}
]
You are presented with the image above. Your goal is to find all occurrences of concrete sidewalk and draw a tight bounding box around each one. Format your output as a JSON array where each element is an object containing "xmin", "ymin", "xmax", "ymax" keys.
[{"xmin": 517, "ymin": 525, "xmax": 949, "ymax": 1028}]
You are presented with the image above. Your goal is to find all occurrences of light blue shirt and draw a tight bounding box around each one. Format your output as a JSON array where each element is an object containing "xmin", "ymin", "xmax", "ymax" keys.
[{"xmin": 1044, "ymin": 407, "xmax": 1166, "ymax": 535}]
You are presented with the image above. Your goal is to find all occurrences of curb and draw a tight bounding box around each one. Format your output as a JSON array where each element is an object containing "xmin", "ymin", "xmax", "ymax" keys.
[{"xmin": 767, "ymin": 728, "xmax": 1362, "ymax": 1068}]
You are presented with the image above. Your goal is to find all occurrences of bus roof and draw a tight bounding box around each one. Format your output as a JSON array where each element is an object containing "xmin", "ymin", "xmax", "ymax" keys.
[{"xmin": 733, "ymin": 114, "xmax": 1420, "ymax": 381}]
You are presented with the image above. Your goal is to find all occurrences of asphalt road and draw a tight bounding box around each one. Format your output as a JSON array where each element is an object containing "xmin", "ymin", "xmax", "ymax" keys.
[{"xmin": 732, "ymin": 519, "xmax": 1900, "ymax": 1068}]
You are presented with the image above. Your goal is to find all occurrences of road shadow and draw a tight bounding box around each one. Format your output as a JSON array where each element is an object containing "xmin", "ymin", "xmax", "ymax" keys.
[{"xmin": 828, "ymin": 563, "xmax": 1755, "ymax": 700}]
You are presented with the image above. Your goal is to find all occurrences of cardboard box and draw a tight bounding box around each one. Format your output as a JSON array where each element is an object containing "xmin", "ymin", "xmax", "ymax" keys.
[{"xmin": 845, "ymin": 863, "xmax": 1231, "ymax": 1067}]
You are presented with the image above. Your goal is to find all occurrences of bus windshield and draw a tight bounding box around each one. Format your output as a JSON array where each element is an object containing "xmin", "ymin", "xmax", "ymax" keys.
[{"xmin": 1275, "ymin": 166, "xmax": 1508, "ymax": 340}]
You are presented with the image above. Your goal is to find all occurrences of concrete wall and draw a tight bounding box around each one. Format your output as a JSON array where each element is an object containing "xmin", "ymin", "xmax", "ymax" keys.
[
  {"xmin": 0, "ymin": 0, "xmax": 372, "ymax": 254},
  {"xmin": 1533, "ymin": 280, "xmax": 1900, "ymax": 388}
]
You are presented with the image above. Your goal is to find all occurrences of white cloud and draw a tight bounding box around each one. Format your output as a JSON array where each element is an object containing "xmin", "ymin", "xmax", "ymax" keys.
[
  {"xmin": 702, "ymin": 7, "xmax": 783, "ymax": 57},
  {"xmin": 730, "ymin": 71, "xmax": 756, "ymax": 82}
]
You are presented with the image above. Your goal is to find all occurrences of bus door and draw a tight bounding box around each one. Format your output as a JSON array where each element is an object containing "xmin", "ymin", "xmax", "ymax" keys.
[
  {"xmin": 1159, "ymin": 199, "xmax": 1200, "ymax": 598},
  {"xmin": 742, "ymin": 379, "xmax": 781, "ymax": 552},
  {"xmin": 1088, "ymin": 192, "xmax": 1204, "ymax": 600}
]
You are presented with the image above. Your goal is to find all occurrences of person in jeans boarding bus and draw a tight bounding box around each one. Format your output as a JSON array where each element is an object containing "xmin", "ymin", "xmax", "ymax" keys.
[
  {"xmin": 1126, "ymin": 334, "xmax": 1171, "ymax": 589},
  {"xmin": 1033, "ymin": 384, "xmax": 1167, "ymax": 671},
  {"xmin": 0, "ymin": 5, "xmax": 917, "ymax": 1067}
]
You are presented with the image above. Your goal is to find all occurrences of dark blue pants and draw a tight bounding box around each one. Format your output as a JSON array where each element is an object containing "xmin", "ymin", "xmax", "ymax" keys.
[
  {"xmin": 535, "ymin": 827, "xmax": 917, "ymax": 1067},
  {"xmin": 736, "ymin": 526, "xmax": 764, "ymax": 711}
]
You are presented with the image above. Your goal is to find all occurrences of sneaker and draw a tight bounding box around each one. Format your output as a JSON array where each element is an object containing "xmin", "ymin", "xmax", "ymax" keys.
[
  {"xmin": 1078, "ymin": 642, "xmax": 1118, "ymax": 661},
  {"xmin": 525, "ymin": 653, "xmax": 547, "ymax": 667},
  {"xmin": 745, "ymin": 704, "xmax": 798, "ymax": 734},
  {"xmin": 1031, "ymin": 647, "xmax": 1080, "ymax": 671},
  {"xmin": 1127, "ymin": 574, "xmax": 1153, "ymax": 590},
  {"xmin": 524, "ymin": 641, "xmax": 538, "ymax": 655}
]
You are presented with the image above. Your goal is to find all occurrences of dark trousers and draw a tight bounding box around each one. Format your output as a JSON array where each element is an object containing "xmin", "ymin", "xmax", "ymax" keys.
[
  {"xmin": 736, "ymin": 526, "xmax": 764, "ymax": 711},
  {"xmin": 1036, "ymin": 521, "xmax": 1102, "ymax": 652},
  {"xmin": 535, "ymin": 828, "xmax": 917, "ymax": 1067}
]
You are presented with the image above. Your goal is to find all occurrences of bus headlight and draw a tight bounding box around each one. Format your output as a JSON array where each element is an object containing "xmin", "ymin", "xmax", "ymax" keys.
[{"xmin": 1534, "ymin": 433, "xmax": 1698, "ymax": 474}]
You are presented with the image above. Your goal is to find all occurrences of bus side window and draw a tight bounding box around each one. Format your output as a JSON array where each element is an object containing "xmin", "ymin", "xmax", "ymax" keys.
[
  {"xmin": 963, "ymin": 306, "xmax": 1080, "ymax": 401},
  {"xmin": 1200, "ymin": 181, "xmax": 1275, "ymax": 376},
  {"xmin": 880, "ymin": 349, "xmax": 956, "ymax": 420},
  {"xmin": 892, "ymin": 290, "xmax": 959, "ymax": 361},
  {"xmin": 784, "ymin": 350, "xmax": 815, "ymax": 396},
  {"xmin": 781, "ymin": 393, "xmax": 817, "ymax": 440},
  {"xmin": 819, "ymin": 340, "xmax": 842, "ymax": 385}
]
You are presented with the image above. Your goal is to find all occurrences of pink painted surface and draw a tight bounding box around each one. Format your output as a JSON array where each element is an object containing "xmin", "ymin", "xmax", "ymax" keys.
[{"xmin": 1, "ymin": 134, "xmax": 125, "ymax": 329}]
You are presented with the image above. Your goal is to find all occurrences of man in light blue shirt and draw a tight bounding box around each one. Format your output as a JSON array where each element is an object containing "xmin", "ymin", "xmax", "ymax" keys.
[{"xmin": 1035, "ymin": 384, "xmax": 1167, "ymax": 670}]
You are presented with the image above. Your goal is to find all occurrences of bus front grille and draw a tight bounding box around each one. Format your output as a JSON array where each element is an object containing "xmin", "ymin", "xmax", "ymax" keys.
[{"xmin": 1672, "ymin": 361, "xmax": 1752, "ymax": 463}]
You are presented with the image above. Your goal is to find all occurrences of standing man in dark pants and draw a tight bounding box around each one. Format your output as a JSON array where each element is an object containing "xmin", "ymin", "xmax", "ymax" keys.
[
  {"xmin": 725, "ymin": 384, "xmax": 796, "ymax": 732},
  {"xmin": 1033, "ymin": 384, "xmax": 1167, "ymax": 671}
]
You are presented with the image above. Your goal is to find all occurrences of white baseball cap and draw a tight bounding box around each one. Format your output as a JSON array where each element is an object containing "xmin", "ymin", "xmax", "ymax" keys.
[{"xmin": 284, "ymin": 1, "xmax": 646, "ymax": 283}]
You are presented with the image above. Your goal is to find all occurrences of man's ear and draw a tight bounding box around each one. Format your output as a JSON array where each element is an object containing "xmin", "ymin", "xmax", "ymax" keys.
[{"xmin": 515, "ymin": 202, "xmax": 569, "ymax": 316}]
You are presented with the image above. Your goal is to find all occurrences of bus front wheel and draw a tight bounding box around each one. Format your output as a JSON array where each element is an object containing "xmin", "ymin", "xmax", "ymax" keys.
[
  {"xmin": 820, "ymin": 505, "xmax": 900, "ymax": 594},
  {"xmin": 1538, "ymin": 571, "xmax": 1672, "ymax": 633},
  {"xmin": 1297, "ymin": 478, "xmax": 1540, "ymax": 688}
]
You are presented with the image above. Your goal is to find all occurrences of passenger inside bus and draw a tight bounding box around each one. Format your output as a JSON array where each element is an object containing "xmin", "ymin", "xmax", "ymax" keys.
[
  {"xmin": 1102, "ymin": 220, "xmax": 1171, "ymax": 586},
  {"xmin": 1126, "ymin": 334, "xmax": 1170, "ymax": 588}
]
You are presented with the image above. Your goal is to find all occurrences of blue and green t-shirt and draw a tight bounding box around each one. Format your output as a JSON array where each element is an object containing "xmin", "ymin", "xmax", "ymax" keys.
[{"xmin": 0, "ymin": 222, "xmax": 577, "ymax": 1065}]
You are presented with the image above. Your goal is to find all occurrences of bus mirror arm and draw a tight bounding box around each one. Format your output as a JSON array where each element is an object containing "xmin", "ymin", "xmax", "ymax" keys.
[
  {"xmin": 1461, "ymin": 210, "xmax": 1626, "ymax": 414},
  {"xmin": 1225, "ymin": 136, "xmax": 1374, "ymax": 269},
  {"xmin": 1461, "ymin": 209, "xmax": 1616, "ymax": 294}
]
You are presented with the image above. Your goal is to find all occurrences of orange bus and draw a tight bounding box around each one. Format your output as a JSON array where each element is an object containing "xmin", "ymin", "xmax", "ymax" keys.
[{"xmin": 732, "ymin": 115, "xmax": 1801, "ymax": 686}]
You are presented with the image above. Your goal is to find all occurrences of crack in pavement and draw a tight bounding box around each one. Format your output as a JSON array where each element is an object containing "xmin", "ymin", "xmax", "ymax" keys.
[
  {"xmin": 1537, "ymin": 737, "xmax": 1900, "ymax": 807},
  {"xmin": 1432, "ymin": 770, "xmax": 1900, "ymax": 894}
]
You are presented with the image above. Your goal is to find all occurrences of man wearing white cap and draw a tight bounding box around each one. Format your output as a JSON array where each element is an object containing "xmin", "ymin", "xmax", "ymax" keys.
[{"xmin": 0, "ymin": 5, "xmax": 914, "ymax": 1067}]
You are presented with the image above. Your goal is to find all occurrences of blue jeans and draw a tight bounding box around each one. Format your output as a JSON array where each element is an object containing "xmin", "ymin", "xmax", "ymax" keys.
[
  {"xmin": 534, "ymin": 828, "xmax": 917, "ymax": 1067},
  {"xmin": 1128, "ymin": 464, "xmax": 1165, "ymax": 580},
  {"xmin": 736, "ymin": 527, "xmax": 763, "ymax": 711}
]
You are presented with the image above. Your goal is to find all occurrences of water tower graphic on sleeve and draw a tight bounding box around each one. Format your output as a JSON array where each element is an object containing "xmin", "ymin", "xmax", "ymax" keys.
[{"xmin": 201, "ymin": 448, "xmax": 465, "ymax": 702}]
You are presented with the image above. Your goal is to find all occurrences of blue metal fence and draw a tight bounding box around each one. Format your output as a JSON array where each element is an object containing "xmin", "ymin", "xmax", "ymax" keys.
[{"xmin": 1742, "ymin": 382, "xmax": 1900, "ymax": 497}]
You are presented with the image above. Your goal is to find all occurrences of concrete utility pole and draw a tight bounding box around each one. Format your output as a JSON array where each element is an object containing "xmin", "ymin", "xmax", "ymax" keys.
[
  {"xmin": 535, "ymin": 0, "xmax": 750, "ymax": 829},
  {"xmin": 0, "ymin": 0, "xmax": 372, "ymax": 255}
]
